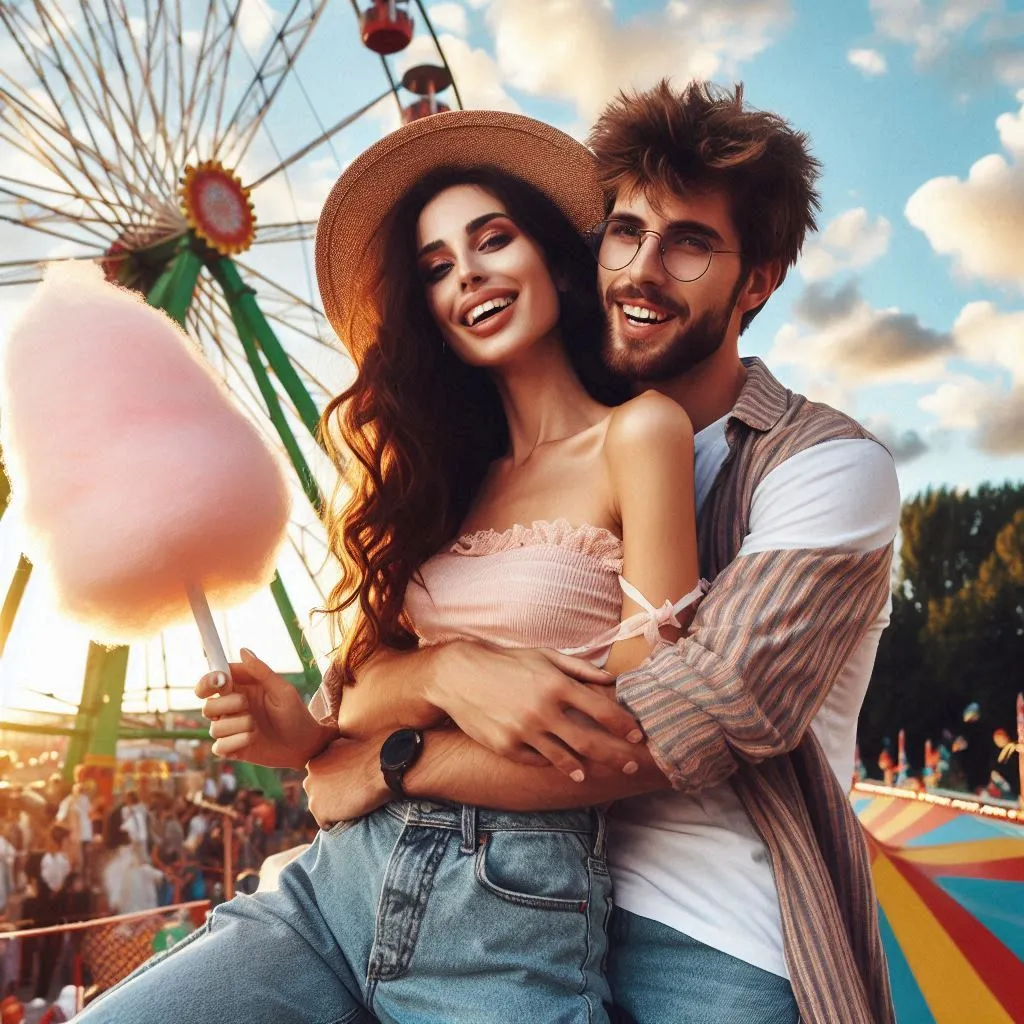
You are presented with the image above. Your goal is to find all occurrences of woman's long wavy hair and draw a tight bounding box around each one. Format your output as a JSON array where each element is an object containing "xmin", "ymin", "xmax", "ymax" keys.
[{"xmin": 320, "ymin": 166, "xmax": 626, "ymax": 684}]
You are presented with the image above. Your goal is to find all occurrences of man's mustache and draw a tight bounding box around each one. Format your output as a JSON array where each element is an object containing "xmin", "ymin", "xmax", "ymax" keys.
[{"xmin": 605, "ymin": 284, "xmax": 688, "ymax": 320}]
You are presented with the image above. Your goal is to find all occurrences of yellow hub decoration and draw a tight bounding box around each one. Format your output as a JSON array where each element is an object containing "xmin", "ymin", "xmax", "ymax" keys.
[{"xmin": 179, "ymin": 161, "xmax": 256, "ymax": 255}]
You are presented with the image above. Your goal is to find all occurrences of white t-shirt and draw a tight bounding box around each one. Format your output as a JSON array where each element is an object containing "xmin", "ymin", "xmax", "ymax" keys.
[{"xmin": 607, "ymin": 414, "xmax": 900, "ymax": 977}]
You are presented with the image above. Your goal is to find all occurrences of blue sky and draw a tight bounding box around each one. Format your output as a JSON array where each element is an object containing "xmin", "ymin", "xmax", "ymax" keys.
[
  {"xmin": 378, "ymin": 0, "xmax": 1024, "ymax": 501},
  {"xmin": 1, "ymin": 0, "xmax": 1022, "ymax": 712}
]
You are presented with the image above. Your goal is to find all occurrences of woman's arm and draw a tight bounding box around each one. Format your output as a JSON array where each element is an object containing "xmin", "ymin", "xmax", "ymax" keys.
[{"xmin": 602, "ymin": 390, "xmax": 700, "ymax": 677}]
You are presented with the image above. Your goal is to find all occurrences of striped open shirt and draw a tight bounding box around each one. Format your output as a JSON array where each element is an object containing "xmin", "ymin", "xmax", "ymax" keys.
[{"xmin": 617, "ymin": 358, "xmax": 896, "ymax": 1024}]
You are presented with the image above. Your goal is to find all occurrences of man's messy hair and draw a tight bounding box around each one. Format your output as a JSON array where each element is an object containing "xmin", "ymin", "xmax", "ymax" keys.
[{"xmin": 588, "ymin": 79, "xmax": 821, "ymax": 329}]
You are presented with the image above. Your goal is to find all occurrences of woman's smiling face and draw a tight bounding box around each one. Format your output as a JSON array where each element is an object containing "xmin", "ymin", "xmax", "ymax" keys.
[{"xmin": 416, "ymin": 184, "xmax": 561, "ymax": 368}]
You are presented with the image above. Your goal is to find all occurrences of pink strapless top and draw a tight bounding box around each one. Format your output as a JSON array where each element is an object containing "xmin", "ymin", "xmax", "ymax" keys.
[{"xmin": 405, "ymin": 518, "xmax": 705, "ymax": 666}]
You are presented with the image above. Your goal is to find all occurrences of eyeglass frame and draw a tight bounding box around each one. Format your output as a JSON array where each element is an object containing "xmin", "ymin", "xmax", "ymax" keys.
[{"xmin": 588, "ymin": 218, "xmax": 742, "ymax": 283}]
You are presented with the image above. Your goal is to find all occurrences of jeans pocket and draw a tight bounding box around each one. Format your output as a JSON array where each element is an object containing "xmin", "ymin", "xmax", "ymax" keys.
[{"xmin": 474, "ymin": 828, "xmax": 594, "ymax": 912}]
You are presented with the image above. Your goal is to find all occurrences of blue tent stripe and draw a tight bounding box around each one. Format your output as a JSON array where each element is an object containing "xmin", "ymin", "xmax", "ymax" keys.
[
  {"xmin": 903, "ymin": 815, "xmax": 1015, "ymax": 847},
  {"xmin": 934, "ymin": 876, "xmax": 1024, "ymax": 961},
  {"xmin": 877, "ymin": 903, "xmax": 935, "ymax": 1024}
]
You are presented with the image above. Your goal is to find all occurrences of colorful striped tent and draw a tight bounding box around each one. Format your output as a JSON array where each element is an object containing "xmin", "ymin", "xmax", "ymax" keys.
[{"xmin": 853, "ymin": 783, "xmax": 1024, "ymax": 1023}]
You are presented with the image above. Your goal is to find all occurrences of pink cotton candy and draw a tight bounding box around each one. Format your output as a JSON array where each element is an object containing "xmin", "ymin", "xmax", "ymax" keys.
[{"xmin": 0, "ymin": 260, "xmax": 291, "ymax": 643}]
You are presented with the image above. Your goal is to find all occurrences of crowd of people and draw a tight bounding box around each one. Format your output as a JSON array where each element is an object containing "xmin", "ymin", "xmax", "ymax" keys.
[{"xmin": 0, "ymin": 767, "xmax": 315, "ymax": 1008}]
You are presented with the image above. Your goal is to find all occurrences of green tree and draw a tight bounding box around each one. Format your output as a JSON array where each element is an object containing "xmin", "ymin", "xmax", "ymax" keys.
[{"xmin": 860, "ymin": 484, "xmax": 1024, "ymax": 789}]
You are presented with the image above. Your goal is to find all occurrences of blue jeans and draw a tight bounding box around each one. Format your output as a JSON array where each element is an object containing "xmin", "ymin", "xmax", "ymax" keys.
[
  {"xmin": 76, "ymin": 802, "xmax": 613, "ymax": 1024},
  {"xmin": 606, "ymin": 908, "xmax": 799, "ymax": 1024}
]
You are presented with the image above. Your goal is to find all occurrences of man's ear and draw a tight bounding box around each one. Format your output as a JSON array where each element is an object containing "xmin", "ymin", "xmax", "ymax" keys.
[{"xmin": 737, "ymin": 259, "xmax": 783, "ymax": 316}]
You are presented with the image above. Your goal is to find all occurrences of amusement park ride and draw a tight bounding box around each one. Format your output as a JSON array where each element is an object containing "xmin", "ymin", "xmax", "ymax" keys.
[{"xmin": 0, "ymin": 0, "xmax": 460, "ymax": 795}]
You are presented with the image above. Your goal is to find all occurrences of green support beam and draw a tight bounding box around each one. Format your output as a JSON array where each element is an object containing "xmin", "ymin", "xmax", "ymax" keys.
[
  {"xmin": 269, "ymin": 571, "xmax": 322, "ymax": 697},
  {"xmin": 210, "ymin": 257, "xmax": 323, "ymax": 437},
  {"xmin": 0, "ymin": 555, "xmax": 31, "ymax": 660},
  {"xmin": 146, "ymin": 243, "xmax": 204, "ymax": 325},
  {"xmin": 207, "ymin": 257, "xmax": 324, "ymax": 516}
]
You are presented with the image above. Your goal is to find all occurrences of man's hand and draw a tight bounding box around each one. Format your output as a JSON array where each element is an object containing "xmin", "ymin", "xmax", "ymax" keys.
[
  {"xmin": 428, "ymin": 643, "xmax": 646, "ymax": 781},
  {"xmin": 196, "ymin": 649, "xmax": 336, "ymax": 770},
  {"xmin": 303, "ymin": 734, "xmax": 390, "ymax": 828}
]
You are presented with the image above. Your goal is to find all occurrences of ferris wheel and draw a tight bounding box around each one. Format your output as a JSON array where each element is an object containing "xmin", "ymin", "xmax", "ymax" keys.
[{"xmin": 0, "ymin": 0, "xmax": 460, "ymax": 780}]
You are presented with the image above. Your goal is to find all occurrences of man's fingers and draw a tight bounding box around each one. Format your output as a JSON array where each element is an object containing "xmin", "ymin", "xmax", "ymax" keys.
[
  {"xmin": 541, "ymin": 650, "xmax": 616, "ymax": 685},
  {"xmin": 209, "ymin": 714, "xmax": 254, "ymax": 740}
]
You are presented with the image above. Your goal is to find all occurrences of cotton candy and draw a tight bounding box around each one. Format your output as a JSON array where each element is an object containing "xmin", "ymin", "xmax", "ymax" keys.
[{"xmin": 0, "ymin": 260, "xmax": 291, "ymax": 643}]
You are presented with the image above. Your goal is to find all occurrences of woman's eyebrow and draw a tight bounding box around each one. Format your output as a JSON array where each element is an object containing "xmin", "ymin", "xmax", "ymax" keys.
[{"xmin": 417, "ymin": 211, "xmax": 508, "ymax": 258}]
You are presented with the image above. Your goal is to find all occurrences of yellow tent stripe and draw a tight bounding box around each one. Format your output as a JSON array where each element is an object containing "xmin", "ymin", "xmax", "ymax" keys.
[
  {"xmin": 872, "ymin": 853, "xmax": 1013, "ymax": 1023},
  {"xmin": 897, "ymin": 838, "xmax": 1024, "ymax": 866},
  {"xmin": 869, "ymin": 801, "xmax": 936, "ymax": 843},
  {"xmin": 856, "ymin": 796, "xmax": 897, "ymax": 829}
]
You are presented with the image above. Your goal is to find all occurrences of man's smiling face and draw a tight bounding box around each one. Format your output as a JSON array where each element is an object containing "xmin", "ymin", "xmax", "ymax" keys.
[{"xmin": 598, "ymin": 184, "xmax": 747, "ymax": 382}]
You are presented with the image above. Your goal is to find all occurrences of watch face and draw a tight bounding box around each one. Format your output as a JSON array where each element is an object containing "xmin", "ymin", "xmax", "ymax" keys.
[{"xmin": 380, "ymin": 728, "xmax": 423, "ymax": 772}]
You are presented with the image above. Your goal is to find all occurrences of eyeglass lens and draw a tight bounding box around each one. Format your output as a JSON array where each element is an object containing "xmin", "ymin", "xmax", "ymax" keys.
[{"xmin": 596, "ymin": 221, "xmax": 714, "ymax": 282}]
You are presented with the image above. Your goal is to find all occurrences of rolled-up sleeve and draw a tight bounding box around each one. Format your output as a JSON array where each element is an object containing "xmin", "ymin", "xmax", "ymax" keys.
[{"xmin": 618, "ymin": 542, "xmax": 893, "ymax": 791}]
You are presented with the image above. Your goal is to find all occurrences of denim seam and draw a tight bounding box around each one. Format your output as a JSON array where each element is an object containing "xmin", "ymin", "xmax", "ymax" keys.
[{"xmin": 366, "ymin": 824, "xmax": 450, "ymax": 990}]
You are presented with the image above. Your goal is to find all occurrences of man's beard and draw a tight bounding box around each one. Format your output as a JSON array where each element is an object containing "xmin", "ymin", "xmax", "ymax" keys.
[{"xmin": 601, "ymin": 280, "xmax": 742, "ymax": 382}]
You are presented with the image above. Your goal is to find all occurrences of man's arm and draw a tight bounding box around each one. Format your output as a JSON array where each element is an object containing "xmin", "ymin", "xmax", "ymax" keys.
[
  {"xmin": 303, "ymin": 719, "xmax": 670, "ymax": 826},
  {"xmin": 619, "ymin": 437, "xmax": 900, "ymax": 792}
]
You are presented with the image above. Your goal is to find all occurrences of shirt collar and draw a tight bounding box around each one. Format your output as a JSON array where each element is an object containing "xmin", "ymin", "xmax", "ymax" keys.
[{"xmin": 729, "ymin": 357, "xmax": 790, "ymax": 433}]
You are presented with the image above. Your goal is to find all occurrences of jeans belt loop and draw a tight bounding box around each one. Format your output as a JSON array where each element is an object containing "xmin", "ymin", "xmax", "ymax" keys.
[{"xmin": 459, "ymin": 804, "xmax": 477, "ymax": 854}]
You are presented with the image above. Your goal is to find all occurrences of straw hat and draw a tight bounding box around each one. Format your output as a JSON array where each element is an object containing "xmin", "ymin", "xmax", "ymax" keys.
[{"xmin": 315, "ymin": 109, "xmax": 605, "ymax": 360}]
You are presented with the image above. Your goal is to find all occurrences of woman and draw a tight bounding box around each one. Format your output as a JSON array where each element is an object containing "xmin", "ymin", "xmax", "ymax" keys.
[{"xmin": 77, "ymin": 111, "xmax": 700, "ymax": 1024}]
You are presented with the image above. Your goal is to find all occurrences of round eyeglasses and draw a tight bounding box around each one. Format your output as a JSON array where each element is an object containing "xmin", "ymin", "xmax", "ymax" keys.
[{"xmin": 589, "ymin": 219, "xmax": 740, "ymax": 283}]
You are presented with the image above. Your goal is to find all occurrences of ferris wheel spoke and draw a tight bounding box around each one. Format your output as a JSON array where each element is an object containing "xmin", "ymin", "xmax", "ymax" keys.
[
  {"xmin": 247, "ymin": 88, "xmax": 393, "ymax": 190},
  {"xmin": 26, "ymin": 0, "xmax": 149, "ymax": 221},
  {"xmin": 0, "ymin": 182, "xmax": 117, "ymax": 242},
  {"xmin": 0, "ymin": 210, "xmax": 110, "ymax": 250},
  {"xmin": 216, "ymin": 0, "xmax": 330, "ymax": 169},
  {"xmin": 249, "ymin": 221, "xmax": 317, "ymax": 245},
  {"xmin": 1, "ymin": 7, "xmax": 146, "ymax": 220},
  {"xmin": 77, "ymin": 0, "xmax": 170, "ymax": 203},
  {"xmin": 102, "ymin": 0, "xmax": 180, "ymax": 199},
  {"xmin": 0, "ymin": 80, "xmax": 154, "ymax": 219},
  {"xmin": 232, "ymin": 257, "xmax": 325, "ymax": 320},
  {"xmin": 178, "ymin": 0, "xmax": 230, "ymax": 171}
]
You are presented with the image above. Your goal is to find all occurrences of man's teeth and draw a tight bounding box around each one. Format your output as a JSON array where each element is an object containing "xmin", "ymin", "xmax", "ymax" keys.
[
  {"xmin": 465, "ymin": 295, "xmax": 515, "ymax": 326},
  {"xmin": 622, "ymin": 303, "xmax": 671, "ymax": 324}
]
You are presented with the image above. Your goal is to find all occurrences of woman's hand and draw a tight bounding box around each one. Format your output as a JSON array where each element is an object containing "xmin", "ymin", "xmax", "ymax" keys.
[
  {"xmin": 303, "ymin": 735, "xmax": 391, "ymax": 829},
  {"xmin": 196, "ymin": 649, "xmax": 336, "ymax": 770},
  {"xmin": 427, "ymin": 642, "xmax": 645, "ymax": 781}
]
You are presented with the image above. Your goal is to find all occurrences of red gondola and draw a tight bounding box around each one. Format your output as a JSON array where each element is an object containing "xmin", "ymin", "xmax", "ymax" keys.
[
  {"xmin": 360, "ymin": 0, "xmax": 413, "ymax": 56},
  {"xmin": 402, "ymin": 98, "xmax": 451, "ymax": 123}
]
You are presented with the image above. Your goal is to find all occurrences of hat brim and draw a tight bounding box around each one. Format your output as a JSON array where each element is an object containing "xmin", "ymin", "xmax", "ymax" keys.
[{"xmin": 315, "ymin": 110, "xmax": 604, "ymax": 360}]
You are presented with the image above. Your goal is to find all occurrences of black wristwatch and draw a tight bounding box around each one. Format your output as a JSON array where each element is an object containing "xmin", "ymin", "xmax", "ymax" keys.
[{"xmin": 379, "ymin": 728, "xmax": 424, "ymax": 799}]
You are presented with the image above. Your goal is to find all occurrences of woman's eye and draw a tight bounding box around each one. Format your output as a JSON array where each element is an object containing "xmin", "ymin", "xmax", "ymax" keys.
[
  {"xmin": 479, "ymin": 231, "xmax": 512, "ymax": 251},
  {"xmin": 422, "ymin": 261, "xmax": 452, "ymax": 284}
]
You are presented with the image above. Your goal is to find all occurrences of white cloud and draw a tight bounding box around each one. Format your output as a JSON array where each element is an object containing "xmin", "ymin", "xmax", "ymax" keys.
[
  {"xmin": 952, "ymin": 301, "xmax": 1024, "ymax": 384},
  {"xmin": 237, "ymin": 0, "xmax": 278, "ymax": 52},
  {"xmin": 848, "ymin": 48, "xmax": 888, "ymax": 76},
  {"xmin": 863, "ymin": 418, "xmax": 929, "ymax": 464},
  {"xmin": 428, "ymin": 2, "xmax": 470, "ymax": 36},
  {"xmin": 906, "ymin": 91, "xmax": 1024, "ymax": 289},
  {"xmin": 919, "ymin": 376, "xmax": 993, "ymax": 430},
  {"xmin": 799, "ymin": 208, "xmax": 892, "ymax": 282},
  {"xmin": 484, "ymin": 0, "xmax": 791, "ymax": 121},
  {"xmin": 771, "ymin": 280, "xmax": 952, "ymax": 386},
  {"xmin": 399, "ymin": 32, "xmax": 518, "ymax": 112},
  {"xmin": 869, "ymin": 0, "xmax": 1024, "ymax": 88}
]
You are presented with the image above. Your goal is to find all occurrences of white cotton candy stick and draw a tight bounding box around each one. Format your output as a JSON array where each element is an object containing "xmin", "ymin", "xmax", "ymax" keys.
[
  {"xmin": 186, "ymin": 581, "xmax": 231, "ymax": 686},
  {"xmin": 0, "ymin": 260, "xmax": 292, "ymax": 658}
]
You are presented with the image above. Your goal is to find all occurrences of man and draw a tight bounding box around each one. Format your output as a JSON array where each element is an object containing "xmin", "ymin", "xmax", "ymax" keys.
[{"xmin": 200, "ymin": 82, "xmax": 898, "ymax": 1023}]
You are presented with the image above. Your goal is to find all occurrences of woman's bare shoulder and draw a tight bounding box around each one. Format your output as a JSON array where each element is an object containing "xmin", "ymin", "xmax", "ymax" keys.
[{"xmin": 604, "ymin": 390, "xmax": 694, "ymax": 458}]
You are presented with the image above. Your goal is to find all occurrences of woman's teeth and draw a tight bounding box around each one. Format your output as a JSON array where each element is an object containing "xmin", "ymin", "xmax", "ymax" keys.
[
  {"xmin": 464, "ymin": 295, "xmax": 515, "ymax": 326},
  {"xmin": 622, "ymin": 303, "xmax": 670, "ymax": 325}
]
